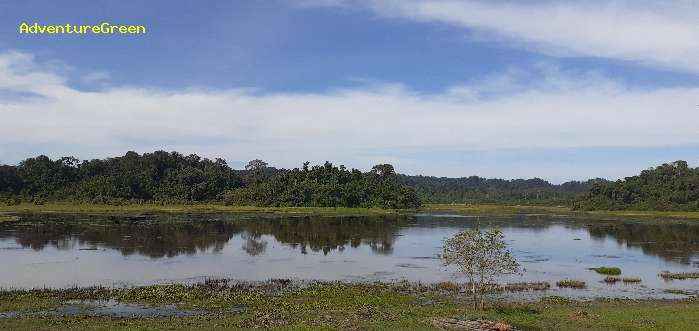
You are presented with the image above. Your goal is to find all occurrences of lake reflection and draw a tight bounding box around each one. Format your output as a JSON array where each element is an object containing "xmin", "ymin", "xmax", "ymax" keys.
[
  {"xmin": 0, "ymin": 214, "xmax": 404, "ymax": 258},
  {"xmin": 2, "ymin": 213, "xmax": 699, "ymax": 298}
]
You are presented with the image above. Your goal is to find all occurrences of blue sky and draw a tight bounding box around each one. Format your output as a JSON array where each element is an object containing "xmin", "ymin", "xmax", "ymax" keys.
[{"xmin": 1, "ymin": 0, "xmax": 699, "ymax": 182}]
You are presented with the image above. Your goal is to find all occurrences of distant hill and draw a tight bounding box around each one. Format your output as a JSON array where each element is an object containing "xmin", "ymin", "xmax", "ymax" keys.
[
  {"xmin": 398, "ymin": 174, "xmax": 606, "ymax": 205},
  {"xmin": 574, "ymin": 161, "xmax": 699, "ymax": 211}
]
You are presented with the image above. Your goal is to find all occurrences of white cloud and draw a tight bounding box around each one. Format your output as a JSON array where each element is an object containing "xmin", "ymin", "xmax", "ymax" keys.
[
  {"xmin": 305, "ymin": 0, "xmax": 699, "ymax": 73},
  {"xmin": 1, "ymin": 51, "xmax": 699, "ymax": 180},
  {"xmin": 82, "ymin": 71, "xmax": 110, "ymax": 83}
]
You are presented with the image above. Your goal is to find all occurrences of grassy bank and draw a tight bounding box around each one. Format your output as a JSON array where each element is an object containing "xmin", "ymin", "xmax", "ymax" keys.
[
  {"xmin": 425, "ymin": 204, "xmax": 572, "ymax": 216},
  {"xmin": 586, "ymin": 209, "xmax": 699, "ymax": 220},
  {"xmin": 0, "ymin": 282, "xmax": 697, "ymax": 330},
  {"xmin": 428, "ymin": 203, "xmax": 699, "ymax": 220},
  {"xmin": 0, "ymin": 202, "xmax": 571, "ymax": 217},
  {"xmin": 0, "ymin": 215, "xmax": 19, "ymax": 222},
  {"xmin": 0, "ymin": 203, "xmax": 407, "ymax": 216}
]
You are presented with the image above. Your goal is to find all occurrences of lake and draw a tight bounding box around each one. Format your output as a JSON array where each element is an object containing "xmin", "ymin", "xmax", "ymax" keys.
[{"xmin": 2, "ymin": 212, "xmax": 699, "ymax": 299}]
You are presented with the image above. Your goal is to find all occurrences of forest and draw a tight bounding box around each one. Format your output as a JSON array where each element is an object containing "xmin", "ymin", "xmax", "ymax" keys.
[
  {"xmin": 0, "ymin": 151, "xmax": 419, "ymax": 209},
  {"xmin": 574, "ymin": 160, "xmax": 699, "ymax": 211},
  {"xmin": 398, "ymin": 174, "xmax": 602, "ymax": 204},
  {"xmin": 1, "ymin": 151, "xmax": 697, "ymax": 211}
]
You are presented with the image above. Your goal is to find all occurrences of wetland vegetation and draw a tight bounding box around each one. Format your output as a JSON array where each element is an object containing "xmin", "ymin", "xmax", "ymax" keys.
[
  {"xmin": 555, "ymin": 280, "xmax": 586, "ymax": 289},
  {"xmin": 2, "ymin": 281, "xmax": 699, "ymax": 330}
]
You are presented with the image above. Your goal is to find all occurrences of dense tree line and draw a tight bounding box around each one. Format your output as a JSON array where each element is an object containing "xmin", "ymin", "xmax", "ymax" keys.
[
  {"xmin": 574, "ymin": 161, "xmax": 699, "ymax": 211},
  {"xmin": 6, "ymin": 151, "xmax": 693, "ymax": 211},
  {"xmin": 398, "ymin": 174, "xmax": 603, "ymax": 205},
  {"xmin": 0, "ymin": 152, "xmax": 420, "ymax": 209},
  {"xmin": 223, "ymin": 163, "xmax": 421, "ymax": 209},
  {"xmin": 0, "ymin": 151, "xmax": 242, "ymax": 203}
]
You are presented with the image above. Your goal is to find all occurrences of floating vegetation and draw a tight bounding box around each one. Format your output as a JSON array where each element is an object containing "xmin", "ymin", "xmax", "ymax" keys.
[
  {"xmin": 556, "ymin": 280, "xmax": 586, "ymax": 289},
  {"xmin": 663, "ymin": 289, "xmax": 699, "ymax": 296},
  {"xmin": 604, "ymin": 276, "xmax": 621, "ymax": 284},
  {"xmin": 589, "ymin": 267, "xmax": 622, "ymax": 275},
  {"xmin": 660, "ymin": 271, "xmax": 699, "ymax": 280},
  {"xmin": 405, "ymin": 281, "xmax": 551, "ymax": 294},
  {"xmin": 4, "ymin": 300, "xmax": 210, "ymax": 318},
  {"xmin": 503, "ymin": 282, "xmax": 550, "ymax": 292},
  {"xmin": 604, "ymin": 276, "xmax": 641, "ymax": 284},
  {"xmin": 622, "ymin": 277, "xmax": 642, "ymax": 284}
]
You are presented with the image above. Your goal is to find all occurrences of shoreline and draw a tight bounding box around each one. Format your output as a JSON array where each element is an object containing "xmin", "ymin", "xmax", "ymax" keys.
[
  {"xmin": 3, "ymin": 202, "xmax": 699, "ymax": 220},
  {"xmin": 1, "ymin": 280, "xmax": 697, "ymax": 330}
]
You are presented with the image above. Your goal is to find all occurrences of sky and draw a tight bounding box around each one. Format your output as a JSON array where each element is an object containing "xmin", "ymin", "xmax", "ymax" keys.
[{"xmin": 1, "ymin": 0, "xmax": 698, "ymax": 183}]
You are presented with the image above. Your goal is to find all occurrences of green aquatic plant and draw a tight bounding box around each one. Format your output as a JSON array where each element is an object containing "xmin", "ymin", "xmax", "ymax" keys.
[{"xmin": 590, "ymin": 267, "xmax": 622, "ymax": 275}]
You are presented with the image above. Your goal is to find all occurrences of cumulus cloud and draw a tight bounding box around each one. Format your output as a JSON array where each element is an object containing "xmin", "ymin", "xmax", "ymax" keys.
[
  {"xmin": 1, "ymin": 51, "xmax": 698, "ymax": 179},
  {"xmin": 304, "ymin": 0, "xmax": 699, "ymax": 73}
]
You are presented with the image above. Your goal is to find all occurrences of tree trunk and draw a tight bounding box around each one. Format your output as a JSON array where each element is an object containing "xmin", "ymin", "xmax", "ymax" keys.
[{"xmin": 471, "ymin": 280, "xmax": 477, "ymax": 310}]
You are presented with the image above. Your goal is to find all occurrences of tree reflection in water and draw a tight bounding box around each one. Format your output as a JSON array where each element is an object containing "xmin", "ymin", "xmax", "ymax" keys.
[
  {"xmin": 0, "ymin": 214, "xmax": 409, "ymax": 257},
  {"xmin": 587, "ymin": 222, "xmax": 699, "ymax": 264},
  {"xmin": 3, "ymin": 214, "xmax": 698, "ymax": 264}
]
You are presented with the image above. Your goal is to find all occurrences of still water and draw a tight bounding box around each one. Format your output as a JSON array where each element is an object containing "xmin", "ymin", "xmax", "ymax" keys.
[{"xmin": 1, "ymin": 213, "xmax": 699, "ymax": 298}]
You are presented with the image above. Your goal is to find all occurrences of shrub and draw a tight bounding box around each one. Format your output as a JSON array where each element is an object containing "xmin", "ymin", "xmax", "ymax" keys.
[{"xmin": 442, "ymin": 227, "xmax": 520, "ymax": 310}]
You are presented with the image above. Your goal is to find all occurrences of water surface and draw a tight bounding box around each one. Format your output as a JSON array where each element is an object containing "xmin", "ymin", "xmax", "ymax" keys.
[{"xmin": 2, "ymin": 213, "xmax": 699, "ymax": 299}]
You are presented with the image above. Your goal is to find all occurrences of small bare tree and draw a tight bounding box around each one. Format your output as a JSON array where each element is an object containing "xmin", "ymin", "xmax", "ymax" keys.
[{"xmin": 442, "ymin": 226, "xmax": 520, "ymax": 309}]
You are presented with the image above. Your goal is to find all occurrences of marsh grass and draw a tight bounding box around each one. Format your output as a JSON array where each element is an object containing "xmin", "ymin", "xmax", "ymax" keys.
[
  {"xmin": 556, "ymin": 280, "xmax": 586, "ymax": 289},
  {"xmin": 0, "ymin": 203, "xmax": 408, "ymax": 216},
  {"xmin": 664, "ymin": 289, "xmax": 696, "ymax": 295},
  {"xmin": 503, "ymin": 282, "xmax": 551, "ymax": 292},
  {"xmin": 6, "ymin": 202, "xmax": 699, "ymax": 221},
  {"xmin": 604, "ymin": 276, "xmax": 621, "ymax": 284},
  {"xmin": 3, "ymin": 282, "xmax": 699, "ymax": 330},
  {"xmin": 660, "ymin": 271, "xmax": 699, "ymax": 280},
  {"xmin": 587, "ymin": 209, "xmax": 699, "ymax": 220},
  {"xmin": 425, "ymin": 203, "xmax": 570, "ymax": 216},
  {"xmin": 622, "ymin": 277, "xmax": 642, "ymax": 284},
  {"xmin": 434, "ymin": 281, "xmax": 462, "ymax": 292},
  {"xmin": 0, "ymin": 215, "xmax": 18, "ymax": 222}
]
